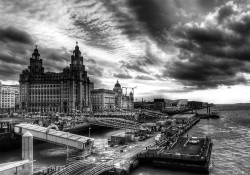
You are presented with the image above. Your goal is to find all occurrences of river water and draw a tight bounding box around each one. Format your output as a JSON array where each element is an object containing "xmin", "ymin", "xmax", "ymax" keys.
[{"xmin": 0, "ymin": 104, "xmax": 249, "ymax": 175}]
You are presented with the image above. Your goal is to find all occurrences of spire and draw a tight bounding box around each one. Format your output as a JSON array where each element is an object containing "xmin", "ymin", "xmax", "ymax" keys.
[
  {"xmin": 32, "ymin": 45, "xmax": 40, "ymax": 60},
  {"xmin": 73, "ymin": 42, "xmax": 81, "ymax": 58}
]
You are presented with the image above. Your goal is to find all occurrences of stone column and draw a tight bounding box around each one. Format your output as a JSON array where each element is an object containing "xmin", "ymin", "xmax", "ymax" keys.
[{"xmin": 22, "ymin": 131, "xmax": 33, "ymax": 174}]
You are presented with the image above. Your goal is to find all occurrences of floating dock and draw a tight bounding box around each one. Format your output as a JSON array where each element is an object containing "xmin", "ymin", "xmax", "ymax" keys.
[{"xmin": 137, "ymin": 136, "xmax": 213, "ymax": 173}]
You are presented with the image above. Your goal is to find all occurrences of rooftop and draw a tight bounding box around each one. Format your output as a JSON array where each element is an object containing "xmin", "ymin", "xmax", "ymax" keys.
[
  {"xmin": 91, "ymin": 89, "xmax": 115, "ymax": 94},
  {"xmin": 172, "ymin": 114, "xmax": 196, "ymax": 119}
]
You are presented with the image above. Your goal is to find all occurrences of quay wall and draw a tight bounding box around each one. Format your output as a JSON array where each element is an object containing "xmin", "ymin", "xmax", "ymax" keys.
[{"xmin": 114, "ymin": 159, "xmax": 139, "ymax": 175}]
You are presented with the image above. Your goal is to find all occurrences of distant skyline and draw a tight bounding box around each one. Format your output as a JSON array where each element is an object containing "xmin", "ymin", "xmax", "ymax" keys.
[{"xmin": 1, "ymin": 0, "xmax": 250, "ymax": 104}]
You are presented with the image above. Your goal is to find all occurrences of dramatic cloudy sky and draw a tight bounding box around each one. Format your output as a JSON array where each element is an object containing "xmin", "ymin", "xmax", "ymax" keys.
[{"xmin": 1, "ymin": 0, "xmax": 250, "ymax": 104}]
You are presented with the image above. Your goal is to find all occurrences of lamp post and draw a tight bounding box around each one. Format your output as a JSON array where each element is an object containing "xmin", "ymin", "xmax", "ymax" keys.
[
  {"xmin": 88, "ymin": 127, "xmax": 91, "ymax": 138},
  {"xmin": 67, "ymin": 132, "xmax": 69, "ymax": 160},
  {"xmin": 88, "ymin": 127, "xmax": 92, "ymax": 154}
]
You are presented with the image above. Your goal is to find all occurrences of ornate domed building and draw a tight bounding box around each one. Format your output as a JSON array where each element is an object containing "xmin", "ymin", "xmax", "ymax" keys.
[
  {"xmin": 113, "ymin": 80, "xmax": 134, "ymax": 110},
  {"xmin": 19, "ymin": 43, "xmax": 94, "ymax": 114}
]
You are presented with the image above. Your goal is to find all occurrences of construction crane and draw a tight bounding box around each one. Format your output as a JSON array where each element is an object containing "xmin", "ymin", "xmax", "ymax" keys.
[
  {"xmin": 131, "ymin": 87, "xmax": 137, "ymax": 94},
  {"xmin": 122, "ymin": 87, "xmax": 128, "ymax": 96},
  {"xmin": 122, "ymin": 86, "xmax": 137, "ymax": 96}
]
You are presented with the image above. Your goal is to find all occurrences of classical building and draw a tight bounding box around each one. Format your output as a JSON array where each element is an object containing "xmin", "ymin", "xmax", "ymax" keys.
[
  {"xmin": 0, "ymin": 82, "xmax": 19, "ymax": 113},
  {"xmin": 113, "ymin": 80, "xmax": 134, "ymax": 110},
  {"xmin": 19, "ymin": 44, "xmax": 94, "ymax": 114},
  {"xmin": 91, "ymin": 89, "xmax": 115, "ymax": 112}
]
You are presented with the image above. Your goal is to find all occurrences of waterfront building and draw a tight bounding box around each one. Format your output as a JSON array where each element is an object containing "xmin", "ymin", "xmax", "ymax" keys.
[
  {"xmin": 91, "ymin": 89, "xmax": 115, "ymax": 112},
  {"xmin": 134, "ymin": 101, "xmax": 154, "ymax": 110},
  {"xmin": 0, "ymin": 82, "xmax": 19, "ymax": 113},
  {"xmin": 91, "ymin": 80, "xmax": 134, "ymax": 112},
  {"xmin": 154, "ymin": 99, "xmax": 188, "ymax": 111},
  {"xmin": 154, "ymin": 99, "xmax": 168, "ymax": 111},
  {"xmin": 19, "ymin": 44, "xmax": 94, "ymax": 114},
  {"xmin": 172, "ymin": 114, "xmax": 196, "ymax": 124},
  {"xmin": 187, "ymin": 101, "xmax": 203, "ymax": 109},
  {"xmin": 113, "ymin": 80, "xmax": 134, "ymax": 110}
]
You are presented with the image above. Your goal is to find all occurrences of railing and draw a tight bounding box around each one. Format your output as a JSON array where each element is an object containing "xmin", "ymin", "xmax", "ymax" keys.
[
  {"xmin": 66, "ymin": 149, "xmax": 91, "ymax": 164},
  {"xmin": 137, "ymin": 151, "xmax": 205, "ymax": 161},
  {"xmin": 87, "ymin": 117, "xmax": 146, "ymax": 130},
  {"xmin": 81, "ymin": 161, "xmax": 114, "ymax": 175},
  {"xmin": 51, "ymin": 160, "xmax": 93, "ymax": 175},
  {"xmin": 33, "ymin": 166, "xmax": 63, "ymax": 175}
]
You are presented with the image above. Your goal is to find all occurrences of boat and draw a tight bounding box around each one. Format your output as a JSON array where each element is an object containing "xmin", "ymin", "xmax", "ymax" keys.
[{"xmin": 210, "ymin": 109, "xmax": 220, "ymax": 118}]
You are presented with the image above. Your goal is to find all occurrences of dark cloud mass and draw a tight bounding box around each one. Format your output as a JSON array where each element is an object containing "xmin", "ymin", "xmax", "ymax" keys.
[
  {"xmin": 113, "ymin": 73, "xmax": 133, "ymax": 79},
  {"xmin": 165, "ymin": 53, "xmax": 249, "ymax": 88},
  {"xmin": 120, "ymin": 61, "xmax": 147, "ymax": 74},
  {"xmin": 87, "ymin": 65, "xmax": 103, "ymax": 77},
  {"xmin": 0, "ymin": 26, "xmax": 33, "ymax": 44},
  {"xmin": 2, "ymin": 0, "xmax": 250, "ymax": 101},
  {"xmin": 165, "ymin": 1, "xmax": 250, "ymax": 89},
  {"xmin": 135, "ymin": 75, "xmax": 154, "ymax": 80},
  {"xmin": 127, "ymin": 0, "xmax": 176, "ymax": 44},
  {"xmin": 0, "ymin": 62, "xmax": 23, "ymax": 81}
]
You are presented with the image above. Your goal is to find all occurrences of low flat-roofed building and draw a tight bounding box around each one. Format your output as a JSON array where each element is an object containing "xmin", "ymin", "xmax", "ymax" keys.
[
  {"xmin": 110, "ymin": 132, "xmax": 134, "ymax": 145},
  {"xmin": 177, "ymin": 99, "xmax": 188, "ymax": 108},
  {"xmin": 154, "ymin": 99, "xmax": 168, "ymax": 111},
  {"xmin": 134, "ymin": 101, "xmax": 154, "ymax": 110},
  {"xmin": 172, "ymin": 114, "xmax": 196, "ymax": 124},
  {"xmin": 188, "ymin": 101, "xmax": 203, "ymax": 109}
]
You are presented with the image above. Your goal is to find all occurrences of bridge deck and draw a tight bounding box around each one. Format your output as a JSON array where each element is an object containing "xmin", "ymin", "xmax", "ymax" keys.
[
  {"xmin": 14, "ymin": 123, "xmax": 94, "ymax": 150},
  {"xmin": 87, "ymin": 117, "xmax": 148, "ymax": 130}
]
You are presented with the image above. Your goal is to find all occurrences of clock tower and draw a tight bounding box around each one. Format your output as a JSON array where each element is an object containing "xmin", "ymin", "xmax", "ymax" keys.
[{"xmin": 70, "ymin": 42, "xmax": 84, "ymax": 71}]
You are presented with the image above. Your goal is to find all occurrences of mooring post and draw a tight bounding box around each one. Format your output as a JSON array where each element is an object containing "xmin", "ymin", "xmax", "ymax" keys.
[{"xmin": 22, "ymin": 131, "xmax": 33, "ymax": 174}]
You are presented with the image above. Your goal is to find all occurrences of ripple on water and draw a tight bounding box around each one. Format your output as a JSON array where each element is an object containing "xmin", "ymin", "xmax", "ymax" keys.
[{"xmin": 40, "ymin": 148, "xmax": 67, "ymax": 157}]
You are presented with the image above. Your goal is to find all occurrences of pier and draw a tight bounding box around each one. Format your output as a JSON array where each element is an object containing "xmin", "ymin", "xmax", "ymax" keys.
[
  {"xmin": 0, "ymin": 111, "xmax": 213, "ymax": 175},
  {"xmin": 41, "ymin": 115, "xmax": 204, "ymax": 175}
]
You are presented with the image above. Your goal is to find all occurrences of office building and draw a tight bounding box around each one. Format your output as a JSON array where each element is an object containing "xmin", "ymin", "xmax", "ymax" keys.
[
  {"xmin": 0, "ymin": 83, "xmax": 19, "ymax": 113},
  {"xmin": 19, "ymin": 44, "xmax": 94, "ymax": 114},
  {"xmin": 91, "ymin": 89, "xmax": 115, "ymax": 111}
]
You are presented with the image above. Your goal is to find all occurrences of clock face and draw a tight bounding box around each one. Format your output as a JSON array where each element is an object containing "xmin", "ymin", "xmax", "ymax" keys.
[{"xmin": 73, "ymin": 60, "xmax": 77, "ymax": 65}]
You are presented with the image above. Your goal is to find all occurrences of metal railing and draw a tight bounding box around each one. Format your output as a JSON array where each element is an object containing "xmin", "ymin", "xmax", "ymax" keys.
[
  {"xmin": 86, "ymin": 117, "xmax": 146, "ymax": 130},
  {"xmin": 51, "ymin": 160, "xmax": 93, "ymax": 175},
  {"xmin": 81, "ymin": 161, "xmax": 114, "ymax": 175}
]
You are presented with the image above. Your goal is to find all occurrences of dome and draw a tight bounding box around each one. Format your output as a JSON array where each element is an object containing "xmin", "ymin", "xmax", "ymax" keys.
[{"xmin": 115, "ymin": 80, "xmax": 121, "ymax": 88}]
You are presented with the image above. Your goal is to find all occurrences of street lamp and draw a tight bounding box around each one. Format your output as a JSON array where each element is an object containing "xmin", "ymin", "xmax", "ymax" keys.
[{"xmin": 89, "ymin": 127, "xmax": 91, "ymax": 138}]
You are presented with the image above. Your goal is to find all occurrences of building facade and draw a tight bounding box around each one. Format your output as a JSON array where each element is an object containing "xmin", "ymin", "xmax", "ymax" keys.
[
  {"xmin": 0, "ymin": 82, "xmax": 19, "ymax": 113},
  {"xmin": 113, "ymin": 80, "xmax": 134, "ymax": 110},
  {"xmin": 91, "ymin": 89, "xmax": 115, "ymax": 112},
  {"xmin": 19, "ymin": 44, "xmax": 94, "ymax": 114}
]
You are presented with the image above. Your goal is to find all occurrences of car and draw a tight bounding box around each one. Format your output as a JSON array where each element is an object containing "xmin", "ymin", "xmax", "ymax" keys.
[{"xmin": 139, "ymin": 136, "xmax": 146, "ymax": 141}]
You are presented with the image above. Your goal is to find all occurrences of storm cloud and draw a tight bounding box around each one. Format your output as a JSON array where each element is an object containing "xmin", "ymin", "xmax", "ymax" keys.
[
  {"xmin": 1, "ymin": 0, "xmax": 250, "ymax": 103},
  {"xmin": 135, "ymin": 75, "xmax": 154, "ymax": 80},
  {"xmin": 113, "ymin": 73, "xmax": 133, "ymax": 79},
  {"xmin": 0, "ymin": 26, "xmax": 33, "ymax": 44},
  {"xmin": 164, "ymin": 1, "xmax": 250, "ymax": 89}
]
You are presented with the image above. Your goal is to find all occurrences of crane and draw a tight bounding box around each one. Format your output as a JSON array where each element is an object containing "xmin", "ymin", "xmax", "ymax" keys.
[
  {"xmin": 122, "ymin": 87, "xmax": 128, "ymax": 96},
  {"xmin": 122, "ymin": 86, "xmax": 137, "ymax": 96},
  {"xmin": 131, "ymin": 86, "xmax": 137, "ymax": 94}
]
